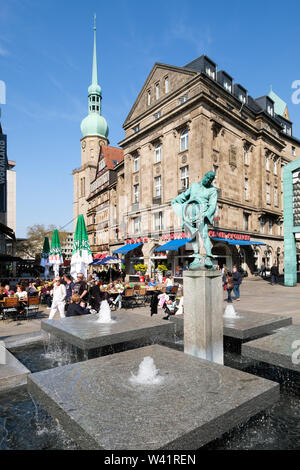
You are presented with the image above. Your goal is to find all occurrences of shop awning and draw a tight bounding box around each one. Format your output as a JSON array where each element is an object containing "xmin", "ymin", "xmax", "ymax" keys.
[
  {"xmin": 154, "ymin": 239, "xmax": 192, "ymax": 252},
  {"xmin": 113, "ymin": 243, "xmax": 142, "ymax": 254},
  {"xmin": 211, "ymin": 237, "xmax": 266, "ymax": 246}
]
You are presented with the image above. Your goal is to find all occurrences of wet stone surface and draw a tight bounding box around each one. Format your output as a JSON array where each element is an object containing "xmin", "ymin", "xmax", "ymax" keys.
[
  {"xmin": 28, "ymin": 344, "xmax": 279, "ymax": 450},
  {"xmin": 242, "ymin": 325, "xmax": 300, "ymax": 373},
  {"xmin": 41, "ymin": 312, "xmax": 174, "ymax": 351}
]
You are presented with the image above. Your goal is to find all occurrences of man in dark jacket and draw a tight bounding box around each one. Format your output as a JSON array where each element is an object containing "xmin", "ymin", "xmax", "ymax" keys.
[
  {"xmin": 66, "ymin": 295, "xmax": 90, "ymax": 317},
  {"xmin": 270, "ymin": 264, "xmax": 279, "ymax": 285},
  {"xmin": 232, "ymin": 266, "xmax": 242, "ymax": 301}
]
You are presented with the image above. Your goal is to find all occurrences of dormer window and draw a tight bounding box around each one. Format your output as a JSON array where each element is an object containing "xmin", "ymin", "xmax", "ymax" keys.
[
  {"xmin": 206, "ymin": 66, "xmax": 215, "ymax": 79},
  {"xmin": 147, "ymin": 90, "xmax": 151, "ymax": 106},
  {"xmin": 224, "ymin": 80, "xmax": 232, "ymax": 92}
]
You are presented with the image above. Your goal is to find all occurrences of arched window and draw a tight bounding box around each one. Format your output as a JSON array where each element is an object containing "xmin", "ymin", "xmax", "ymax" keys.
[
  {"xmin": 155, "ymin": 144, "xmax": 162, "ymax": 163},
  {"xmin": 180, "ymin": 130, "xmax": 189, "ymax": 152}
]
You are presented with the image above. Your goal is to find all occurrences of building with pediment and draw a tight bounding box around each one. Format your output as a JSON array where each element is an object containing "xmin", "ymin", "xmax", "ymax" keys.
[{"xmin": 114, "ymin": 55, "xmax": 300, "ymax": 277}]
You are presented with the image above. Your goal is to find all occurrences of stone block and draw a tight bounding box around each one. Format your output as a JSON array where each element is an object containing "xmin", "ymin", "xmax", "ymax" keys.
[{"xmin": 27, "ymin": 344, "xmax": 279, "ymax": 450}]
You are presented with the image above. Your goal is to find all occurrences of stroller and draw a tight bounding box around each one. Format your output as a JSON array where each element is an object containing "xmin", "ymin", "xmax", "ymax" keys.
[{"xmin": 162, "ymin": 298, "xmax": 180, "ymax": 320}]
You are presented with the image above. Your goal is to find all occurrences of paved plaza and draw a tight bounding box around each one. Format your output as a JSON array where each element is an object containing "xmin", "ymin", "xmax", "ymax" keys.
[{"xmin": 1, "ymin": 277, "xmax": 300, "ymax": 342}]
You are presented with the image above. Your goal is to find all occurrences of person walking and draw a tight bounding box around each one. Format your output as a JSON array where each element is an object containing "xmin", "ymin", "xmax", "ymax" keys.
[
  {"xmin": 49, "ymin": 279, "xmax": 66, "ymax": 320},
  {"xmin": 261, "ymin": 262, "xmax": 266, "ymax": 278},
  {"xmin": 270, "ymin": 264, "xmax": 279, "ymax": 285},
  {"xmin": 232, "ymin": 266, "xmax": 242, "ymax": 301}
]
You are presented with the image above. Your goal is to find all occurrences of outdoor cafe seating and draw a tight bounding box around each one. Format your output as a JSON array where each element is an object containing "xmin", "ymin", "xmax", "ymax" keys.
[{"xmin": 0, "ymin": 296, "xmax": 40, "ymax": 321}]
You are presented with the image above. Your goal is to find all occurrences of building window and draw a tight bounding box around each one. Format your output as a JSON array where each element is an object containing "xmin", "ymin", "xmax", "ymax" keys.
[
  {"xmin": 266, "ymin": 153, "xmax": 270, "ymax": 171},
  {"xmin": 274, "ymin": 187, "xmax": 278, "ymax": 206},
  {"xmin": 154, "ymin": 110, "xmax": 162, "ymax": 120},
  {"xmin": 267, "ymin": 104, "xmax": 274, "ymax": 116},
  {"xmin": 147, "ymin": 90, "xmax": 151, "ymax": 106},
  {"xmin": 213, "ymin": 165, "xmax": 218, "ymax": 186},
  {"xmin": 93, "ymin": 233, "xmax": 96, "ymax": 245},
  {"xmin": 133, "ymin": 217, "xmax": 141, "ymax": 234},
  {"xmin": 133, "ymin": 124, "xmax": 140, "ymax": 133},
  {"xmin": 155, "ymin": 83, "xmax": 160, "ymax": 100},
  {"xmin": 154, "ymin": 176, "xmax": 161, "ymax": 197},
  {"xmin": 154, "ymin": 211, "xmax": 163, "ymax": 231},
  {"xmin": 164, "ymin": 76, "xmax": 169, "ymax": 93},
  {"xmin": 269, "ymin": 219, "xmax": 273, "ymax": 234},
  {"xmin": 178, "ymin": 93, "xmax": 189, "ymax": 105},
  {"xmin": 260, "ymin": 217, "xmax": 265, "ymax": 234},
  {"xmin": 243, "ymin": 213, "xmax": 249, "ymax": 231},
  {"xmin": 133, "ymin": 184, "xmax": 139, "ymax": 203},
  {"xmin": 292, "ymin": 146, "xmax": 296, "ymax": 157},
  {"xmin": 244, "ymin": 178, "xmax": 249, "ymax": 200},
  {"xmin": 98, "ymin": 158, "xmax": 105, "ymax": 171},
  {"xmin": 223, "ymin": 79, "xmax": 232, "ymax": 93},
  {"xmin": 266, "ymin": 183, "xmax": 270, "ymax": 204},
  {"xmin": 180, "ymin": 129, "xmax": 189, "ymax": 152},
  {"xmin": 133, "ymin": 154, "xmax": 139, "ymax": 172},
  {"xmin": 181, "ymin": 166, "xmax": 189, "ymax": 190},
  {"xmin": 273, "ymin": 159, "xmax": 277, "ymax": 175},
  {"xmin": 206, "ymin": 66, "xmax": 215, "ymax": 79},
  {"xmin": 80, "ymin": 177, "xmax": 85, "ymax": 197},
  {"xmin": 244, "ymin": 146, "xmax": 249, "ymax": 165},
  {"xmin": 155, "ymin": 144, "xmax": 162, "ymax": 163}
]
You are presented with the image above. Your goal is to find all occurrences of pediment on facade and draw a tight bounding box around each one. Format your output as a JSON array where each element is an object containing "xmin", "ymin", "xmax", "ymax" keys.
[{"xmin": 124, "ymin": 63, "xmax": 198, "ymax": 126}]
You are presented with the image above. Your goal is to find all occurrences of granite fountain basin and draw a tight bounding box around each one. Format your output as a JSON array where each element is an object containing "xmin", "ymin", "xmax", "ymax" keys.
[
  {"xmin": 27, "ymin": 344, "xmax": 279, "ymax": 450},
  {"xmin": 41, "ymin": 312, "xmax": 174, "ymax": 352}
]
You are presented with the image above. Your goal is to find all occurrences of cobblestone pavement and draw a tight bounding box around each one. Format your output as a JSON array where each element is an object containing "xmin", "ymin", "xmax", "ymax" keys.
[{"xmin": 0, "ymin": 276, "xmax": 300, "ymax": 340}]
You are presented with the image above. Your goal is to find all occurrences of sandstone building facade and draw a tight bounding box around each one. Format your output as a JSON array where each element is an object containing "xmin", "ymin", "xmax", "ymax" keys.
[{"xmin": 114, "ymin": 55, "xmax": 300, "ymax": 276}]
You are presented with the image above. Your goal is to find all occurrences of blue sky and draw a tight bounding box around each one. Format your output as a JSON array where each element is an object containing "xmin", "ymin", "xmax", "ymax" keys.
[{"xmin": 1, "ymin": 0, "xmax": 300, "ymax": 237}]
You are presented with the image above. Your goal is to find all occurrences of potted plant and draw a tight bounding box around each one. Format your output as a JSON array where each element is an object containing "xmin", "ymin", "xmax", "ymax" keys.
[{"xmin": 134, "ymin": 264, "xmax": 148, "ymax": 274}]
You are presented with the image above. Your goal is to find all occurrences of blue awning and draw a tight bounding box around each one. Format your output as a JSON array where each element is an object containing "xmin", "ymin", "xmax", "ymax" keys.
[
  {"xmin": 112, "ymin": 243, "xmax": 142, "ymax": 254},
  {"xmin": 211, "ymin": 237, "xmax": 266, "ymax": 246},
  {"xmin": 154, "ymin": 239, "xmax": 192, "ymax": 252}
]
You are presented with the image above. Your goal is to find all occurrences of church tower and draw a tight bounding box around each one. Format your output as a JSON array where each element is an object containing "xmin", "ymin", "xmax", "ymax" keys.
[{"xmin": 73, "ymin": 15, "xmax": 109, "ymax": 228}]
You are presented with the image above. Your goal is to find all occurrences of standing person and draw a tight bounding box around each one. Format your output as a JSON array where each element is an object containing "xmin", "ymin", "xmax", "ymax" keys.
[
  {"xmin": 88, "ymin": 281, "xmax": 102, "ymax": 311},
  {"xmin": 232, "ymin": 266, "xmax": 242, "ymax": 301},
  {"xmin": 49, "ymin": 279, "xmax": 66, "ymax": 320},
  {"xmin": 270, "ymin": 264, "xmax": 279, "ymax": 285},
  {"xmin": 73, "ymin": 273, "xmax": 88, "ymax": 301},
  {"xmin": 63, "ymin": 274, "xmax": 75, "ymax": 308},
  {"xmin": 224, "ymin": 271, "xmax": 234, "ymax": 303},
  {"xmin": 261, "ymin": 262, "xmax": 266, "ymax": 278}
]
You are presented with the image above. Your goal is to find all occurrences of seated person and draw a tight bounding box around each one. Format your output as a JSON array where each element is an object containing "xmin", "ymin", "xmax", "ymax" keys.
[
  {"xmin": 165, "ymin": 276, "xmax": 174, "ymax": 293},
  {"xmin": 163, "ymin": 299, "xmax": 178, "ymax": 320},
  {"xmin": 148, "ymin": 278, "xmax": 157, "ymax": 287},
  {"xmin": 66, "ymin": 294, "xmax": 90, "ymax": 317},
  {"xmin": 4, "ymin": 284, "xmax": 14, "ymax": 297}
]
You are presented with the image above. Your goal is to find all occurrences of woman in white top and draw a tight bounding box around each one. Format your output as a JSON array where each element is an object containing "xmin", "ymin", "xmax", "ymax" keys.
[{"xmin": 49, "ymin": 279, "xmax": 66, "ymax": 320}]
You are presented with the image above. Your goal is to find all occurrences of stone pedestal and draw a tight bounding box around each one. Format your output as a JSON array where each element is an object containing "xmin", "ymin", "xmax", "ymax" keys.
[{"xmin": 183, "ymin": 270, "xmax": 223, "ymax": 364}]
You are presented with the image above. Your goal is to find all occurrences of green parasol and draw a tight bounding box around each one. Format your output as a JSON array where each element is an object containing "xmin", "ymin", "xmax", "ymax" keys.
[
  {"xmin": 40, "ymin": 236, "xmax": 51, "ymax": 278},
  {"xmin": 49, "ymin": 229, "xmax": 63, "ymax": 276},
  {"xmin": 70, "ymin": 215, "xmax": 93, "ymax": 279}
]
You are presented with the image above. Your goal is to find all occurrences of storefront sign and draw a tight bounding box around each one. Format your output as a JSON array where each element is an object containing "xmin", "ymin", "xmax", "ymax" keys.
[
  {"xmin": 208, "ymin": 230, "xmax": 251, "ymax": 241},
  {"xmin": 126, "ymin": 237, "xmax": 149, "ymax": 244},
  {"xmin": 0, "ymin": 134, "xmax": 7, "ymax": 213}
]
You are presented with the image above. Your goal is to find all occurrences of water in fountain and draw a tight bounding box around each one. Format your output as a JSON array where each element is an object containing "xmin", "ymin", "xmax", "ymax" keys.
[
  {"xmin": 223, "ymin": 304, "xmax": 239, "ymax": 318},
  {"xmin": 130, "ymin": 356, "xmax": 164, "ymax": 385},
  {"xmin": 96, "ymin": 300, "xmax": 116, "ymax": 324}
]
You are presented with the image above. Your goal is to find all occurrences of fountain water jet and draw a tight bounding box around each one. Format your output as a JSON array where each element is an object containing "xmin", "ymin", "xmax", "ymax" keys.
[
  {"xmin": 223, "ymin": 304, "xmax": 239, "ymax": 319},
  {"xmin": 130, "ymin": 356, "xmax": 164, "ymax": 385},
  {"xmin": 96, "ymin": 300, "xmax": 116, "ymax": 324}
]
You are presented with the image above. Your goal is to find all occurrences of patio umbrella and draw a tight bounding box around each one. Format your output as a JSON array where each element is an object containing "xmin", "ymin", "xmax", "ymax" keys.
[
  {"xmin": 70, "ymin": 215, "xmax": 93, "ymax": 280},
  {"xmin": 49, "ymin": 229, "xmax": 63, "ymax": 277},
  {"xmin": 40, "ymin": 236, "xmax": 51, "ymax": 278}
]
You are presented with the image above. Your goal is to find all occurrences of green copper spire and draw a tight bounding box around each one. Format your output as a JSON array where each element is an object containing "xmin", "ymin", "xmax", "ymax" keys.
[
  {"xmin": 91, "ymin": 14, "xmax": 98, "ymax": 90},
  {"xmin": 80, "ymin": 15, "xmax": 109, "ymax": 139}
]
